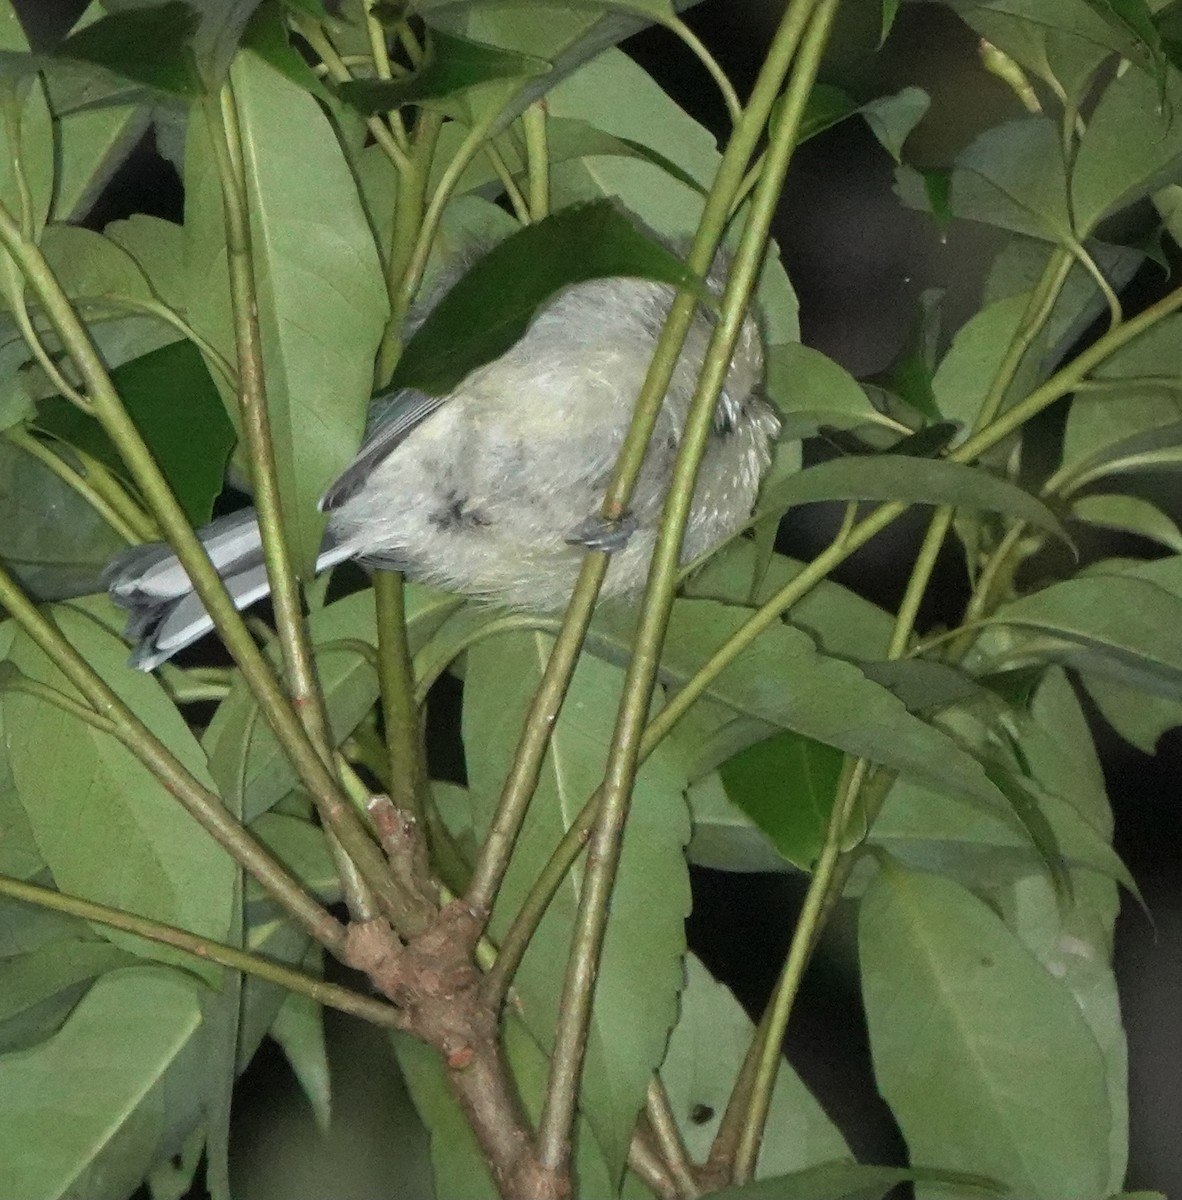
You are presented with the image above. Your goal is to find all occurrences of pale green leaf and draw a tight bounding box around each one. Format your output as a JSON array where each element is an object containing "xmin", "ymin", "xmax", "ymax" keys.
[
  {"xmin": 587, "ymin": 598, "xmax": 1013, "ymax": 815},
  {"xmin": 0, "ymin": 969, "xmax": 209, "ymax": 1200},
  {"xmin": 5, "ymin": 605, "xmax": 236, "ymax": 962},
  {"xmin": 860, "ymin": 859, "xmax": 1111, "ymax": 1198},
  {"xmin": 1071, "ymin": 493, "xmax": 1182, "ymax": 553},
  {"xmin": 662, "ymin": 954, "xmax": 852, "ymax": 1175},
  {"xmin": 464, "ymin": 633, "xmax": 691, "ymax": 1180},
  {"xmin": 184, "ymin": 49, "xmax": 389, "ymax": 571}
]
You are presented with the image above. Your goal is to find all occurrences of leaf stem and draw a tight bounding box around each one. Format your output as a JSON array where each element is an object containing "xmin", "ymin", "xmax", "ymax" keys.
[
  {"xmin": 536, "ymin": 0, "xmax": 839, "ymax": 1172},
  {"xmin": 664, "ymin": 15, "xmax": 743, "ymax": 127},
  {"xmin": 0, "ymin": 873, "xmax": 406, "ymax": 1028},
  {"xmin": 206, "ymin": 83, "xmax": 390, "ymax": 925},
  {"xmin": 483, "ymin": 141, "xmax": 532, "ymax": 222}
]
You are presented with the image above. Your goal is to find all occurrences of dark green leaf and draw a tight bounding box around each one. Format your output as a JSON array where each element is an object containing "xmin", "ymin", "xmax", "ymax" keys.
[
  {"xmin": 241, "ymin": 0, "xmax": 333, "ymax": 102},
  {"xmin": 338, "ymin": 27, "xmax": 549, "ymax": 114},
  {"xmin": 951, "ymin": 115, "xmax": 1072, "ymax": 242},
  {"xmin": 881, "ymin": 0, "xmax": 900, "ymax": 44},
  {"xmin": 54, "ymin": 3, "xmax": 200, "ymax": 97},
  {"xmin": 754, "ymin": 455, "xmax": 1070, "ymax": 545},
  {"xmin": 1072, "ymin": 64, "xmax": 1182, "ymax": 236},
  {"xmin": 37, "ymin": 340, "xmax": 235, "ymax": 525},
  {"xmin": 705, "ymin": 1159, "xmax": 1003, "ymax": 1200},
  {"xmin": 719, "ymin": 730, "xmax": 842, "ymax": 870},
  {"xmin": 0, "ymin": 433, "xmax": 125, "ymax": 600},
  {"xmin": 391, "ymin": 200, "xmax": 708, "ymax": 396}
]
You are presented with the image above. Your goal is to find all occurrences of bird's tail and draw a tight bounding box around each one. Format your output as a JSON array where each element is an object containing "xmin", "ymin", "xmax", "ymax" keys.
[{"xmin": 105, "ymin": 509, "xmax": 352, "ymax": 670}]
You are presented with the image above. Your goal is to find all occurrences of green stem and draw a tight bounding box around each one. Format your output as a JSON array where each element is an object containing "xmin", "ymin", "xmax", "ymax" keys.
[
  {"xmin": 522, "ymin": 101, "xmax": 550, "ymax": 221},
  {"xmin": 69, "ymin": 444, "xmax": 159, "ymax": 541},
  {"xmin": 536, "ymin": 0, "xmax": 839, "ymax": 1172},
  {"xmin": 374, "ymin": 571, "xmax": 428, "ymax": 820},
  {"xmin": 733, "ymin": 757, "xmax": 869, "ymax": 1180},
  {"xmin": 0, "ymin": 873, "xmax": 405, "ymax": 1028},
  {"xmin": 0, "ymin": 560, "xmax": 347, "ymax": 953},
  {"xmin": 483, "ymin": 141, "xmax": 531, "ymax": 223}
]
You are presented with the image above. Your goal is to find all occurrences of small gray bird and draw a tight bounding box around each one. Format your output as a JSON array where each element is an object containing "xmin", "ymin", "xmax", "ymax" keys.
[{"xmin": 107, "ymin": 255, "xmax": 780, "ymax": 670}]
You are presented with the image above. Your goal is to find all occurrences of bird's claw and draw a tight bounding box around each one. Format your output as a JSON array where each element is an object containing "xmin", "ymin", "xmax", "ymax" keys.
[{"xmin": 565, "ymin": 512, "xmax": 638, "ymax": 553}]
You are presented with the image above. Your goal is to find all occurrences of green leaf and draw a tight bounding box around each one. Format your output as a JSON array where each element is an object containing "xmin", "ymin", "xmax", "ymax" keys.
[
  {"xmin": 1078, "ymin": 0, "xmax": 1165, "ymax": 94},
  {"xmin": 718, "ymin": 730, "xmax": 842, "ymax": 870},
  {"xmin": 755, "ymin": 454, "xmax": 1070, "ymax": 545},
  {"xmin": 1081, "ymin": 670, "xmax": 1182, "ymax": 753},
  {"xmin": 949, "ymin": 0, "xmax": 1136, "ymax": 109},
  {"xmin": 684, "ymin": 771, "xmax": 792, "ymax": 874},
  {"xmin": 0, "ymin": 939, "xmax": 139, "ymax": 1051},
  {"xmin": 705, "ymin": 1160, "xmax": 1003, "ymax": 1200},
  {"xmin": 0, "ymin": 72, "xmax": 53, "ymax": 247},
  {"xmin": 1072, "ymin": 64, "xmax": 1182, "ymax": 236},
  {"xmin": 662, "ymin": 954, "xmax": 852, "ymax": 1175},
  {"xmin": 37, "ymin": 339, "xmax": 236, "ymax": 525},
  {"xmin": 988, "ymin": 573, "xmax": 1182, "ymax": 697},
  {"xmin": 185, "ymin": 48, "xmax": 389, "ymax": 570},
  {"xmin": 881, "ymin": 0, "xmax": 900, "ymax": 43},
  {"xmin": 105, "ymin": 213, "xmax": 188, "ymax": 311},
  {"xmin": 0, "ymin": 434, "xmax": 126, "ymax": 599},
  {"xmin": 35, "ymin": 221, "xmax": 156, "ymax": 317},
  {"xmin": 4, "ymin": 604, "xmax": 236, "ymax": 959},
  {"xmin": 786, "ymin": 83, "xmax": 928, "ymax": 162},
  {"xmin": 463, "ymin": 632, "xmax": 691, "ymax": 1180},
  {"xmin": 931, "ymin": 292, "xmax": 1042, "ymax": 435},
  {"xmin": 48, "ymin": 83, "xmax": 151, "ymax": 224},
  {"xmin": 391, "ymin": 200, "xmax": 707, "ymax": 396},
  {"xmin": 860, "ymin": 85, "xmax": 930, "ymax": 162},
  {"xmin": 764, "ymin": 342, "xmax": 888, "ymax": 440},
  {"xmin": 203, "ymin": 586, "xmax": 457, "ymax": 819},
  {"xmin": 270, "ymin": 968, "xmax": 332, "ymax": 1132},
  {"xmin": 951, "ymin": 115, "xmax": 1072, "ymax": 243},
  {"xmin": 53, "ymin": 2, "xmax": 201, "ymax": 97},
  {"xmin": 860, "ymin": 858, "xmax": 1111, "ymax": 1198},
  {"xmin": 0, "ymin": 968, "xmax": 211, "ymax": 1200},
  {"xmin": 586, "ymin": 599, "xmax": 1013, "ymax": 814},
  {"xmin": 540, "ymin": 45, "xmax": 798, "ymax": 343},
  {"xmin": 240, "ymin": 0, "xmax": 333, "ymax": 102},
  {"xmin": 338, "ymin": 28, "xmax": 549, "ymax": 114},
  {"xmin": 1071, "ymin": 493, "xmax": 1182, "ymax": 553},
  {"xmin": 999, "ymin": 868, "xmax": 1127, "ymax": 1191}
]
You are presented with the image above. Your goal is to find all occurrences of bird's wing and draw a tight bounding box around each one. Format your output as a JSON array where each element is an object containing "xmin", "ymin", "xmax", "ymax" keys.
[{"xmin": 318, "ymin": 387, "xmax": 449, "ymax": 512}]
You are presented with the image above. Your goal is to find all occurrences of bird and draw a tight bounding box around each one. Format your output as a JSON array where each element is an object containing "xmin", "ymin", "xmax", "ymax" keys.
[{"xmin": 106, "ymin": 249, "xmax": 780, "ymax": 671}]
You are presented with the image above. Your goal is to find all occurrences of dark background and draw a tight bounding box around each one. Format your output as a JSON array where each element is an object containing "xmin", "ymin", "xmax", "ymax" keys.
[{"xmin": 17, "ymin": 2, "xmax": 1182, "ymax": 1196}]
